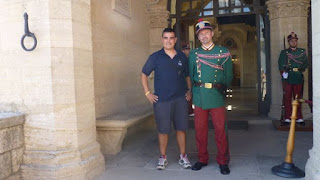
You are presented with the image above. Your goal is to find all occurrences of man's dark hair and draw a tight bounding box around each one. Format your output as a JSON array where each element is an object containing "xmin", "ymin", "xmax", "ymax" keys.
[{"xmin": 162, "ymin": 28, "xmax": 176, "ymax": 37}]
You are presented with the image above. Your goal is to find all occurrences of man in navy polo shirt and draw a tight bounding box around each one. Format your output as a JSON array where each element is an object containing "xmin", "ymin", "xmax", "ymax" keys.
[{"xmin": 141, "ymin": 28, "xmax": 192, "ymax": 170}]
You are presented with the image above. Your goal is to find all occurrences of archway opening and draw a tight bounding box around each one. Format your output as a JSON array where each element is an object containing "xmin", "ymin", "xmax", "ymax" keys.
[{"xmin": 169, "ymin": 0, "xmax": 270, "ymax": 118}]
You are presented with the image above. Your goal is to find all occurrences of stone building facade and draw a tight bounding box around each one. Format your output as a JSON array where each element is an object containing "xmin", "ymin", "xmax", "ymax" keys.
[{"xmin": 0, "ymin": 0, "xmax": 319, "ymax": 179}]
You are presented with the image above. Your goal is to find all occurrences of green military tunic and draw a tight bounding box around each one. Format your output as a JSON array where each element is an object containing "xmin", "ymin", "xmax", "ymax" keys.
[
  {"xmin": 278, "ymin": 48, "xmax": 308, "ymax": 84},
  {"xmin": 189, "ymin": 45, "xmax": 233, "ymax": 109}
]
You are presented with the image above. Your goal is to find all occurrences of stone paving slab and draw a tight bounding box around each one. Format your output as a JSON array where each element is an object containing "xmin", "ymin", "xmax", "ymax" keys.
[{"xmin": 98, "ymin": 122, "xmax": 311, "ymax": 180}]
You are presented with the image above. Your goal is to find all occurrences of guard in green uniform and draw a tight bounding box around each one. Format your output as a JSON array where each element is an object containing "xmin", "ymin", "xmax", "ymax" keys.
[
  {"xmin": 189, "ymin": 19, "xmax": 233, "ymax": 175},
  {"xmin": 278, "ymin": 32, "xmax": 308, "ymax": 125}
]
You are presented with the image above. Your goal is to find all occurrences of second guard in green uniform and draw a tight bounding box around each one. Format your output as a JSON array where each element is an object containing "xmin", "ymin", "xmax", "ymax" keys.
[{"xmin": 278, "ymin": 32, "xmax": 308, "ymax": 124}]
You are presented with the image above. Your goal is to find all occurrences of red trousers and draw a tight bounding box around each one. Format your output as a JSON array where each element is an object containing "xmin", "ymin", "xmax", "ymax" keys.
[
  {"xmin": 194, "ymin": 106, "xmax": 230, "ymax": 165},
  {"xmin": 282, "ymin": 82, "xmax": 303, "ymax": 119}
]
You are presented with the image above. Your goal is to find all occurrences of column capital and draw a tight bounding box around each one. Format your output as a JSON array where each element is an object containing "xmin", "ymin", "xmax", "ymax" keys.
[
  {"xmin": 266, "ymin": 0, "xmax": 310, "ymax": 20},
  {"xmin": 147, "ymin": 7, "xmax": 170, "ymax": 28}
]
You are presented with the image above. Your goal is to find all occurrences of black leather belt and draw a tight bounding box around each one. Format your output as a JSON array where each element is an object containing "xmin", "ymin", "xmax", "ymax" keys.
[{"xmin": 194, "ymin": 82, "xmax": 222, "ymax": 89}]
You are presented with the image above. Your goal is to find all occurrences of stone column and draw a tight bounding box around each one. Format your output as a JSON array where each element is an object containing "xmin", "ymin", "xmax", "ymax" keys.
[
  {"xmin": 145, "ymin": 1, "xmax": 170, "ymax": 87},
  {"xmin": 266, "ymin": 0, "xmax": 311, "ymax": 119},
  {"xmin": 305, "ymin": 1, "xmax": 320, "ymax": 179},
  {"xmin": 0, "ymin": 0, "xmax": 105, "ymax": 179},
  {"xmin": 146, "ymin": 2, "xmax": 170, "ymax": 54}
]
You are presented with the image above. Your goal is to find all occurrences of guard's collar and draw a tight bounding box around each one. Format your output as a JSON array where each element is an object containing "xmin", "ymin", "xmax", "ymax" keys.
[{"xmin": 201, "ymin": 43, "xmax": 214, "ymax": 51}]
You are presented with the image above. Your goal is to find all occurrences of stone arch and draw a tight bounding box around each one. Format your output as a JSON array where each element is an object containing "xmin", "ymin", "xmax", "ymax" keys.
[
  {"xmin": 217, "ymin": 26, "xmax": 258, "ymax": 88},
  {"xmin": 217, "ymin": 30, "xmax": 244, "ymax": 87}
]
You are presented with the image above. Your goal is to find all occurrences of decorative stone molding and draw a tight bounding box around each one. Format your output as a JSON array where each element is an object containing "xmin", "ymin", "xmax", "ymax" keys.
[
  {"xmin": 266, "ymin": 0, "xmax": 310, "ymax": 20},
  {"xmin": 112, "ymin": 0, "xmax": 132, "ymax": 18},
  {"xmin": 145, "ymin": 0, "xmax": 160, "ymax": 10},
  {"xmin": 147, "ymin": 7, "xmax": 170, "ymax": 28},
  {"xmin": 223, "ymin": 38, "xmax": 238, "ymax": 49}
]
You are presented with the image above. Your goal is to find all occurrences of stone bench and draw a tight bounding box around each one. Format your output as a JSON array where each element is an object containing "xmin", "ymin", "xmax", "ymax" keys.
[
  {"xmin": 96, "ymin": 110, "xmax": 154, "ymax": 155},
  {"xmin": 0, "ymin": 113, "xmax": 24, "ymax": 180}
]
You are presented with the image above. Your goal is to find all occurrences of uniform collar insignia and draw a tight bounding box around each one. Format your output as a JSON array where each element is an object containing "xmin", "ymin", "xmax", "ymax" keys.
[{"xmin": 202, "ymin": 43, "xmax": 214, "ymax": 51}]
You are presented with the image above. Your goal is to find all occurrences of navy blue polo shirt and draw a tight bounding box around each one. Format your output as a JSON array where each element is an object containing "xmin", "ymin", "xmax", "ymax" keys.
[{"xmin": 142, "ymin": 48, "xmax": 189, "ymax": 102}]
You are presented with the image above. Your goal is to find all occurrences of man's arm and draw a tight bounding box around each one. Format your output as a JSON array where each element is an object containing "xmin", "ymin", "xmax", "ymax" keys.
[
  {"xmin": 141, "ymin": 73, "xmax": 158, "ymax": 104},
  {"xmin": 186, "ymin": 76, "xmax": 192, "ymax": 90},
  {"xmin": 185, "ymin": 76, "xmax": 192, "ymax": 101},
  {"xmin": 224, "ymin": 54, "xmax": 233, "ymax": 87},
  {"xmin": 188, "ymin": 51, "xmax": 195, "ymax": 84},
  {"xmin": 300, "ymin": 50, "xmax": 308, "ymax": 71},
  {"xmin": 278, "ymin": 50, "xmax": 286, "ymax": 73}
]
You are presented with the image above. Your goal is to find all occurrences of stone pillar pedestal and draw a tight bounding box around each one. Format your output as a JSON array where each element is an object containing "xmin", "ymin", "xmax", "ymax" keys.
[
  {"xmin": 305, "ymin": 1, "xmax": 320, "ymax": 179},
  {"xmin": 0, "ymin": 0, "xmax": 105, "ymax": 179},
  {"xmin": 266, "ymin": 0, "xmax": 311, "ymax": 119}
]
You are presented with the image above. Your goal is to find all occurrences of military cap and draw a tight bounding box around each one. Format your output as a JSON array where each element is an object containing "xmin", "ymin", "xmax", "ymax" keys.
[
  {"xmin": 287, "ymin": 32, "xmax": 298, "ymax": 41},
  {"xmin": 182, "ymin": 43, "xmax": 190, "ymax": 50},
  {"xmin": 196, "ymin": 19, "xmax": 212, "ymax": 34}
]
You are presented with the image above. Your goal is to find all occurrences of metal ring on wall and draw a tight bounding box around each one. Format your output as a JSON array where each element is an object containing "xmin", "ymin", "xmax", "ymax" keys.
[
  {"xmin": 21, "ymin": 33, "xmax": 37, "ymax": 51},
  {"xmin": 21, "ymin": 13, "xmax": 37, "ymax": 51}
]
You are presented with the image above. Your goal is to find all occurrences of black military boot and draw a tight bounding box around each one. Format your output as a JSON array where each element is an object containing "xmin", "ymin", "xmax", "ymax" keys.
[
  {"xmin": 219, "ymin": 165, "xmax": 230, "ymax": 175},
  {"xmin": 191, "ymin": 162, "xmax": 207, "ymax": 171}
]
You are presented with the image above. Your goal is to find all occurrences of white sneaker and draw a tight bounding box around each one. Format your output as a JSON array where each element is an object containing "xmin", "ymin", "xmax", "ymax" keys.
[
  {"xmin": 178, "ymin": 154, "xmax": 191, "ymax": 169},
  {"xmin": 189, "ymin": 113, "xmax": 194, "ymax": 117},
  {"xmin": 284, "ymin": 119, "xmax": 291, "ymax": 123},
  {"xmin": 296, "ymin": 119, "xmax": 304, "ymax": 123},
  {"xmin": 157, "ymin": 155, "xmax": 168, "ymax": 170}
]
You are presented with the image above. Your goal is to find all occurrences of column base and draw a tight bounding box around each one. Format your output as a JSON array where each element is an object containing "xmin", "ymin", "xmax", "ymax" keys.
[
  {"xmin": 305, "ymin": 148, "xmax": 320, "ymax": 180},
  {"xmin": 21, "ymin": 142, "xmax": 105, "ymax": 180},
  {"xmin": 302, "ymin": 103, "xmax": 312, "ymax": 120},
  {"xmin": 268, "ymin": 103, "xmax": 282, "ymax": 120}
]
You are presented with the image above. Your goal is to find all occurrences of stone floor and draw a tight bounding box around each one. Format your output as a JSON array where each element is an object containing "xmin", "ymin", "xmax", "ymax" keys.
[{"xmin": 97, "ymin": 88, "xmax": 313, "ymax": 180}]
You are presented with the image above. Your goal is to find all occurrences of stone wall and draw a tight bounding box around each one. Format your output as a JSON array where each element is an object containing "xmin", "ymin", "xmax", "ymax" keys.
[
  {"xmin": 0, "ymin": 113, "xmax": 24, "ymax": 180},
  {"xmin": 305, "ymin": 1, "xmax": 320, "ymax": 179},
  {"xmin": 92, "ymin": 0, "xmax": 152, "ymax": 118},
  {"xmin": 0, "ymin": 0, "xmax": 105, "ymax": 179}
]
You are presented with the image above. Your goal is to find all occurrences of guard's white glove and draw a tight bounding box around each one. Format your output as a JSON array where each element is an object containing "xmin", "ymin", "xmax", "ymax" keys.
[{"xmin": 282, "ymin": 72, "xmax": 288, "ymax": 79}]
